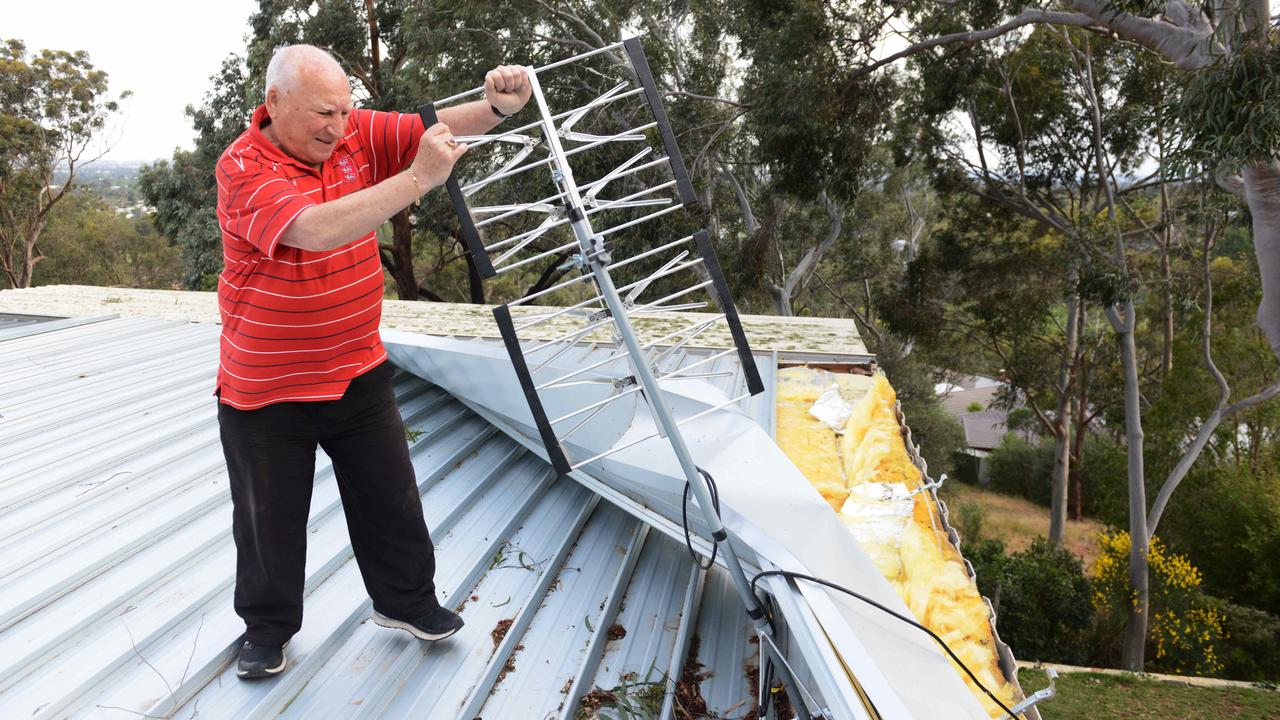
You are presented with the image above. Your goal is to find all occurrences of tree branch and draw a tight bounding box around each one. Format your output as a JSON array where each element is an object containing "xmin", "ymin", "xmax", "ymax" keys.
[
  {"xmin": 1148, "ymin": 233, "xmax": 1280, "ymax": 537},
  {"xmin": 718, "ymin": 162, "xmax": 758, "ymax": 235},
  {"xmin": 1068, "ymin": 0, "xmax": 1220, "ymax": 70},
  {"xmin": 814, "ymin": 270, "xmax": 884, "ymax": 348},
  {"xmin": 852, "ymin": 9, "xmax": 1105, "ymax": 78},
  {"xmin": 782, "ymin": 191, "xmax": 843, "ymax": 301},
  {"xmin": 661, "ymin": 90, "xmax": 747, "ymax": 108},
  {"xmin": 1215, "ymin": 165, "xmax": 1247, "ymax": 202}
]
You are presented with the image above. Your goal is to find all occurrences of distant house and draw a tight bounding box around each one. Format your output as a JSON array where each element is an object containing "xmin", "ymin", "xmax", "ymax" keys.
[{"xmin": 937, "ymin": 375, "xmax": 1029, "ymax": 484}]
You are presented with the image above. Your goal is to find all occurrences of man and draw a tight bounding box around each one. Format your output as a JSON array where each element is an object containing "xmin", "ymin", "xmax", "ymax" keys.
[{"xmin": 215, "ymin": 44, "xmax": 530, "ymax": 679}]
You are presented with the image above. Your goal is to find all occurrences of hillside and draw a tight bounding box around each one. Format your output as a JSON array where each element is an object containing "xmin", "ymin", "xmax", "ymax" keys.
[{"xmin": 940, "ymin": 481, "xmax": 1105, "ymax": 568}]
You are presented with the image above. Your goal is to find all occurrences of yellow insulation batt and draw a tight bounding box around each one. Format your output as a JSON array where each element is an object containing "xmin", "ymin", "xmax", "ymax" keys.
[{"xmin": 775, "ymin": 368, "xmax": 1019, "ymax": 717}]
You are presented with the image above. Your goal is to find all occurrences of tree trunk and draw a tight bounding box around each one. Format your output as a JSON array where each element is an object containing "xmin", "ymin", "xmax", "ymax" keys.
[
  {"xmin": 1075, "ymin": 37, "xmax": 1149, "ymax": 669},
  {"xmin": 16, "ymin": 218, "xmax": 47, "ymax": 289},
  {"xmin": 389, "ymin": 209, "xmax": 417, "ymax": 300},
  {"xmin": 1049, "ymin": 292, "xmax": 1081, "ymax": 546},
  {"xmin": 1069, "ymin": 304, "xmax": 1090, "ymax": 521},
  {"xmin": 1157, "ymin": 111, "xmax": 1174, "ymax": 381},
  {"xmin": 1113, "ymin": 301, "xmax": 1149, "ymax": 671},
  {"xmin": 1242, "ymin": 161, "xmax": 1280, "ymax": 366},
  {"xmin": 364, "ymin": 0, "xmax": 381, "ymax": 97},
  {"xmin": 769, "ymin": 284, "xmax": 795, "ymax": 317},
  {"xmin": 769, "ymin": 192, "xmax": 842, "ymax": 317}
]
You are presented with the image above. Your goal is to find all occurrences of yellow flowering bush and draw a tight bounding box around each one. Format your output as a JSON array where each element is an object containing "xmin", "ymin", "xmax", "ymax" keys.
[{"xmin": 1091, "ymin": 530, "xmax": 1225, "ymax": 676}]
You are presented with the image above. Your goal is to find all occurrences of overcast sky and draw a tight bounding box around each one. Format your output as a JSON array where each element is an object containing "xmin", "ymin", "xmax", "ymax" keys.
[{"xmin": 7, "ymin": 1, "xmax": 259, "ymax": 163}]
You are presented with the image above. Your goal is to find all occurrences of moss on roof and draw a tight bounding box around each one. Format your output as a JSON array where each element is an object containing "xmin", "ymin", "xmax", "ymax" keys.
[{"xmin": 0, "ymin": 285, "xmax": 867, "ymax": 355}]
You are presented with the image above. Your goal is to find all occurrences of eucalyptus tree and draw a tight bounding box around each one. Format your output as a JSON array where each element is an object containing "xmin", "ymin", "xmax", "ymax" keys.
[
  {"xmin": 851, "ymin": 0, "xmax": 1280, "ymax": 670},
  {"xmin": 0, "ymin": 39, "xmax": 127, "ymax": 288},
  {"xmin": 887, "ymin": 24, "xmax": 1157, "ymax": 553}
]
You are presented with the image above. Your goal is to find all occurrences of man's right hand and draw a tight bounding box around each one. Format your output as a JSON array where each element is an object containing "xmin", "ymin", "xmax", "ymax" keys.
[
  {"xmin": 277, "ymin": 120, "xmax": 469, "ymax": 253},
  {"xmin": 413, "ymin": 122, "xmax": 469, "ymax": 191}
]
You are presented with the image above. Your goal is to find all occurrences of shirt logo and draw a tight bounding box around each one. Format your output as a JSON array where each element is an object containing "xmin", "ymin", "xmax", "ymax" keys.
[{"xmin": 337, "ymin": 155, "xmax": 357, "ymax": 183}]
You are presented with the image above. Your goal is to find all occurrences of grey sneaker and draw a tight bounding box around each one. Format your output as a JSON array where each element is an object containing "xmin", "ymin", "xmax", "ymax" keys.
[
  {"xmin": 236, "ymin": 640, "xmax": 287, "ymax": 678},
  {"xmin": 372, "ymin": 606, "xmax": 465, "ymax": 641}
]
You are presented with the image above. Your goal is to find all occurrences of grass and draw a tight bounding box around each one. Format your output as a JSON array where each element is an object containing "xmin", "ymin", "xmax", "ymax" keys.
[
  {"xmin": 940, "ymin": 481, "xmax": 1104, "ymax": 567},
  {"xmin": 1017, "ymin": 668, "xmax": 1280, "ymax": 719}
]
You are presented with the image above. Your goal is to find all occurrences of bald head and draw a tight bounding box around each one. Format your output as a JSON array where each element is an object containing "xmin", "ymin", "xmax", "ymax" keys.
[
  {"xmin": 261, "ymin": 45, "xmax": 353, "ymax": 167},
  {"xmin": 264, "ymin": 44, "xmax": 347, "ymax": 98}
]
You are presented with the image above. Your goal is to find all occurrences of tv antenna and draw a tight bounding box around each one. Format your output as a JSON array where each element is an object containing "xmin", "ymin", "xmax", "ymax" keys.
[{"xmin": 421, "ymin": 37, "xmax": 825, "ymax": 719}]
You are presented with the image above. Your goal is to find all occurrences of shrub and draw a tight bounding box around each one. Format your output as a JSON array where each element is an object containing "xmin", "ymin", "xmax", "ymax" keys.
[
  {"xmin": 1211, "ymin": 598, "xmax": 1280, "ymax": 683},
  {"xmin": 1157, "ymin": 463, "xmax": 1280, "ymax": 616},
  {"xmin": 969, "ymin": 538, "xmax": 1094, "ymax": 665},
  {"xmin": 952, "ymin": 451, "xmax": 980, "ymax": 485},
  {"xmin": 954, "ymin": 500, "xmax": 986, "ymax": 543},
  {"xmin": 986, "ymin": 431, "xmax": 1127, "ymax": 518},
  {"xmin": 1076, "ymin": 434, "xmax": 1128, "ymax": 524},
  {"xmin": 987, "ymin": 434, "xmax": 1053, "ymax": 504},
  {"xmin": 1091, "ymin": 530, "xmax": 1225, "ymax": 676}
]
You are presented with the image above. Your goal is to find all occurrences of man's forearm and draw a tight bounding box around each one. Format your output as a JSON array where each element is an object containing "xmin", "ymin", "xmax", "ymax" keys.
[
  {"xmin": 278, "ymin": 172, "xmax": 421, "ymax": 253},
  {"xmin": 279, "ymin": 101, "xmax": 507, "ymax": 254},
  {"xmin": 436, "ymin": 99, "xmax": 506, "ymax": 137}
]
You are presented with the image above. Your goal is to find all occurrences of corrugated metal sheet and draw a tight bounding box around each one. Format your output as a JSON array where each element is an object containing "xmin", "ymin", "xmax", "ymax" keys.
[
  {"xmin": 0, "ymin": 312, "xmax": 61, "ymax": 332},
  {"xmin": 0, "ymin": 316, "xmax": 817, "ymax": 719}
]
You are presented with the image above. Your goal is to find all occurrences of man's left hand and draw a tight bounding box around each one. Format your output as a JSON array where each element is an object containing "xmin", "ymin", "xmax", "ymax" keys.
[{"xmin": 484, "ymin": 65, "xmax": 532, "ymax": 117}]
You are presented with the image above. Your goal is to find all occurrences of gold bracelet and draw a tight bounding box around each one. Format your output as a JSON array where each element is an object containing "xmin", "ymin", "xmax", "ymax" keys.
[{"xmin": 406, "ymin": 168, "xmax": 423, "ymax": 195}]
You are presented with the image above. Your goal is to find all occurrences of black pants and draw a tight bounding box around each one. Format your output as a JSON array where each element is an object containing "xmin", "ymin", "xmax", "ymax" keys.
[{"xmin": 218, "ymin": 362, "xmax": 440, "ymax": 646}]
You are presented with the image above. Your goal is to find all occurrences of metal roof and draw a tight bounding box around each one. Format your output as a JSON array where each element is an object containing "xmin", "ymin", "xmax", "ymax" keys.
[
  {"xmin": 0, "ymin": 312, "xmax": 61, "ymax": 332},
  {"xmin": 0, "ymin": 291, "xmax": 1040, "ymax": 719},
  {"xmin": 939, "ymin": 385, "xmax": 1002, "ymax": 417},
  {"xmin": 0, "ymin": 285, "xmax": 872, "ymax": 358},
  {"xmin": 0, "ymin": 315, "xmax": 825, "ymax": 719}
]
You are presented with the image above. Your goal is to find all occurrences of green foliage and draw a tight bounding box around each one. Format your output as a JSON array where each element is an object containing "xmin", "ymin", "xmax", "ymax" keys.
[
  {"xmin": 880, "ymin": 194, "xmax": 1086, "ymax": 427},
  {"xmin": 30, "ymin": 188, "xmax": 179, "ymax": 288},
  {"xmin": 905, "ymin": 401, "xmax": 967, "ymax": 481},
  {"xmin": 963, "ymin": 537, "xmax": 1007, "ymax": 581},
  {"xmin": 987, "ymin": 433, "xmax": 1053, "ymax": 505},
  {"xmin": 138, "ymin": 53, "xmax": 253, "ymax": 289},
  {"xmin": 1073, "ymin": 215, "xmax": 1137, "ymax": 308},
  {"xmin": 985, "ymin": 430, "xmax": 1128, "ymax": 519},
  {"xmin": 1005, "ymin": 407, "xmax": 1036, "ymax": 433},
  {"xmin": 0, "ymin": 38, "xmax": 126, "ymax": 288},
  {"xmin": 1075, "ymin": 434, "xmax": 1129, "ymax": 522},
  {"xmin": 969, "ymin": 538, "xmax": 1095, "ymax": 665},
  {"xmin": 1210, "ymin": 599, "xmax": 1280, "ymax": 683},
  {"xmin": 1174, "ymin": 42, "xmax": 1280, "ymax": 168},
  {"xmin": 1158, "ymin": 463, "xmax": 1280, "ymax": 617},
  {"xmin": 953, "ymin": 499, "xmax": 987, "ymax": 543},
  {"xmin": 736, "ymin": 0, "xmax": 896, "ymax": 201}
]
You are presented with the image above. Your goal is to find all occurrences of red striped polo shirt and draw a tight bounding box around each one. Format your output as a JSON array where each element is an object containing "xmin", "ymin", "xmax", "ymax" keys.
[{"xmin": 215, "ymin": 104, "xmax": 423, "ymax": 410}]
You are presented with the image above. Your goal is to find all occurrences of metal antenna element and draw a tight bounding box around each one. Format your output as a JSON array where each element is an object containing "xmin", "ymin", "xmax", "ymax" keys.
[{"xmin": 420, "ymin": 36, "xmax": 819, "ymax": 718}]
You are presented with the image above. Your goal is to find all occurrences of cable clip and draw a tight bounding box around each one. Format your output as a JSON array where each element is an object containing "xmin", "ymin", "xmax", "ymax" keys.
[
  {"xmin": 908, "ymin": 473, "xmax": 946, "ymax": 498},
  {"xmin": 1010, "ymin": 668, "xmax": 1058, "ymax": 714}
]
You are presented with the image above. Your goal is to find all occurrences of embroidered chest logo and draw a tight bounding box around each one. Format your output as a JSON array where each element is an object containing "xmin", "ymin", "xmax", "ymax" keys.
[{"xmin": 337, "ymin": 155, "xmax": 357, "ymax": 183}]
